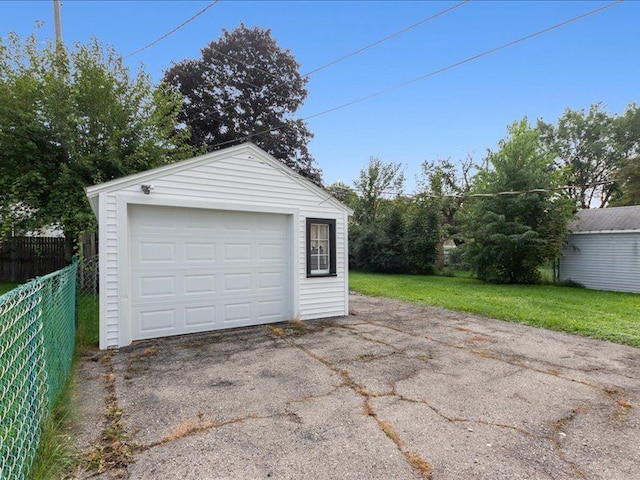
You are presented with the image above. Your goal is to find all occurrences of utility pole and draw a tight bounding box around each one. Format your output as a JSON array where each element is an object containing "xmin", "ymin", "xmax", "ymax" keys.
[{"xmin": 53, "ymin": 0, "xmax": 63, "ymax": 47}]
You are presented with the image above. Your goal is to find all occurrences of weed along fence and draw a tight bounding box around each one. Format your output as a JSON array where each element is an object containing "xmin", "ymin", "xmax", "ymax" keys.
[{"xmin": 0, "ymin": 259, "xmax": 77, "ymax": 479}]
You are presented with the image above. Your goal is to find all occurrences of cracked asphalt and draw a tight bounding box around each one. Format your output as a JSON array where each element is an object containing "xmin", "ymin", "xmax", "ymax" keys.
[{"xmin": 73, "ymin": 293, "xmax": 640, "ymax": 479}]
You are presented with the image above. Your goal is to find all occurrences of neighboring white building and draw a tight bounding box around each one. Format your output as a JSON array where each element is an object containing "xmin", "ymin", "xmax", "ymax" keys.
[
  {"xmin": 559, "ymin": 206, "xmax": 640, "ymax": 294},
  {"xmin": 86, "ymin": 143, "xmax": 353, "ymax": 349},
  {"xmin": 0, "ymin": 203, "xmax": 65, "ymax": 238}
]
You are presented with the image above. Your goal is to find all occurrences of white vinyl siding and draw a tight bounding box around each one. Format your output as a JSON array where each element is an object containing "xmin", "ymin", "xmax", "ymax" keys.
[
  {"xmin": 93, "ymin": 145, "xmax": 350, "ymax": 348},
  {"xmin": 559, "ymin": 232, "xmax": 640, "ymax": 293}
]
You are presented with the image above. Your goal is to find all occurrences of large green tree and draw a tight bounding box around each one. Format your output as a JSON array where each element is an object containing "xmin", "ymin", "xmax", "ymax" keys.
[
  {"xmin": 611, "ymin": 104, "xmax": 640, "ymax": 206},
  {"xmin": 417, "ymin": 156, "xmax": 474, "ymax": 242},
  {"xmin": 352, "ymin": 157, "xmax": 404, "ymax": 225},
  {"xmin": 0, "ymin": 32, "xmax": 191, "ymax": 240},
  {"xmin": 402, "ymin": 199, "xmax": 440, "ymax": 274},
  {"xmin": 163, "ymin": 24, "xmax": 321, "ymax": 184},
  {"xmin": 538, "ymin": 104, "xmax": 621, "ymax": 208},
  {"xmin": 462, "ymin": 119, "xmax": 573, "ymax": 284},
  {"xmin": 325, "ymin": 181, "xmax": 358, "ymax": 209}
]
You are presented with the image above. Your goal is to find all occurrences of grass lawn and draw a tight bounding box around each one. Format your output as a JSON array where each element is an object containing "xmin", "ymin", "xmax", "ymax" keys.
[
  {"xmin": 350, "ymin": 272, "xmax": 640, "ymax": 348},
  {"xmin": 0, "ymin": 282, "xmax": 22, "ymax": 296},
  {"xmin": 76, "ymin": 294, "xmax": 100, "ymax": 349}
]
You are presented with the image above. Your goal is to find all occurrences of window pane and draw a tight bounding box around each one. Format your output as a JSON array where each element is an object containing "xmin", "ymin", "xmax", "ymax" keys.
[
  {"xmin": 308, "ymin": 220, "xmax": 333, "ymax": 275},
  {"xmin": 317, "ymin": 224, "xmax": 329, "ymax": 241},
  {"xmin": 310, "ymin": 256, "xmax": 319, "ymax": 271},
  {"xmin": 316, "ymin": 240, "xmax": 328, "ymax": 255},
  {"xmin": 319, "ymin": 254, "xmax": 329, "ymax": 270}
]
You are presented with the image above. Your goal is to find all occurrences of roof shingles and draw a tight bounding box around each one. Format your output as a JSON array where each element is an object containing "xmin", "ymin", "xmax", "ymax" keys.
[{"xmin": 569, "ymin": 205, "xmax": 640, "ymax": 232}]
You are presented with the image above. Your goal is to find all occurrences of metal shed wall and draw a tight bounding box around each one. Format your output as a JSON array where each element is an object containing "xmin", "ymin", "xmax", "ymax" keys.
[{"xmin": 559, "ymin": 231, "xmax": 640, "ymax": 293}]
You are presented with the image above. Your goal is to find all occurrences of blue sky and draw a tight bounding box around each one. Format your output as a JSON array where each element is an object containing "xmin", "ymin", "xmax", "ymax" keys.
[{"xmin": 2, "ymin": 1, "xmax": 638, "ymax": 191}]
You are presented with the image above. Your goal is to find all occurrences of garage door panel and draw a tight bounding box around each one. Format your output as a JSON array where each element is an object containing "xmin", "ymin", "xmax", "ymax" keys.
[
  {"xmin": 184, "ymin": 242, "xmax": 216, "ymax": 262},
  {"xmin": 135, "ymin": 207, "xmax": 178, "ymax": 229},
  {"xmin": 129, "ymin": 205, "xmax": 290, "ymax": 341},
  {"xmin": 138, "ymin": 275, "xmax": 175, "ymax": 299},
  {"xmin": 258, "ymin": 299, "xmax": 286, "ymax": 320},
  {"xmin": 259, "ymin": 243, "xmax": 286, "ymax": 261},
  {"xmin": 223, "ymin": 302, "xmax": 252, "ymax": 324},
  {"xmin": 224, "ymin": 243, "xmax": 252, "ymax": 262},
  {"xmin": 138, "ymin": 308, "xmax": 176, "ymax": 334},
  {"xmin": 184, "ymin": 305, "xmax": 216, "ymax": 327},
  {"xmin": 259, "ymin": 271, "xmax": 284, "ymax": 289},
  {"xmin": 219, "ymin": 213, "xmax": 250, "ymax": 230},
  {"xmin": 259, "ymin": 215, "xmax": 288, "ymax": 231},
  {"xmin": 137, "ymin": 242, "xmax": 175, "ymax": 263},
  {"xmin": 184, "ymin": 274, "xmax": 216, "ymax": 295},
  {"xmin": 223, "ymin": 273, "xmax": 252, "ymax": 292}
]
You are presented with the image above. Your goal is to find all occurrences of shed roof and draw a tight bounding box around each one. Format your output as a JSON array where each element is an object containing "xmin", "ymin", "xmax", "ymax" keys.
[{"xmin": 569, "ymin": 205, "xmax": 640, "ymax": 233}]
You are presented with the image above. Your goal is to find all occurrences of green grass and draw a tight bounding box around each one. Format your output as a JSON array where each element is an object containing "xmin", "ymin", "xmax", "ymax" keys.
[
  {"xmin": 350, "ymin": 272, "xmax": 640, "ymax": 348},
  {"xmin": 0, "ymin": 282, "xmax": 21, "ymax": 295},
  {"xmin": 77, "ymin": 294, "xmax": 100, "ymax": 349},
  {"xmin": 30, "ymin": 375, "xmax": 78, "ymax": 480},
  {"xmin": 29, "ymin": 295, "xmax": 99, "ymax": 478}
]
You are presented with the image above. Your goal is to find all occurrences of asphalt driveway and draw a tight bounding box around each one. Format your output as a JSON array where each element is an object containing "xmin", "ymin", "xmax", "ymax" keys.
[{"xmin": 74, "ymin": 293, "xmax": 640, "ymax": 479}]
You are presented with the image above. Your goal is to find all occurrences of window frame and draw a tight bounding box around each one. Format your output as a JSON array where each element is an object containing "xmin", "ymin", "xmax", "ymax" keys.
[{"xmin": 306, "ymin": 218, "xmax": 337, "ymax": 277}]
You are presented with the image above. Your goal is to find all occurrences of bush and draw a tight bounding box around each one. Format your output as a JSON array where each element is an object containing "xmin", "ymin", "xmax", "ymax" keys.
[{"xmin": 349, "ymin": 201, "xmax": 439, "ymax": 274}]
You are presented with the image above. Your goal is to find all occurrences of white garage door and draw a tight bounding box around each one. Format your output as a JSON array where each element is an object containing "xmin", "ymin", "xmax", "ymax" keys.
[{"xmin": 129, "ymin": 205, "xmax": 291, "ymax": 341}]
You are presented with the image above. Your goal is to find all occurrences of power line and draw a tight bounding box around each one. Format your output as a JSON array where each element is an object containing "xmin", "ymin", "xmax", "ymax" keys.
[
  {"xmin": 198, "ymin": 1, "xmax": 468, "ymax": 105},
  {"xmin": 205, "ymin": 0, "xmax": 624, "ymax": 149},
  {"xmin": 125, "ymin": 1, "xmax": 220, "ymax": 59},
  {"xmin": 355, "ymin": 179, "xmax": 624, "ymax": 200},
  {"xmin": 163, "ymin": 2, "xmax": 469, "ymax": 132},
  {"xmin": 301, "ymin": 0, "xmax": 470, "ymax": 79},
  {"xmin": 305, "ymin": 0, "xmax": 624, "ymax": 120}
]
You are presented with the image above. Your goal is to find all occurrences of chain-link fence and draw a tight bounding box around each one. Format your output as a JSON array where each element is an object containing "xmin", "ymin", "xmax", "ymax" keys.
[
  {"xmin": 77, "ymin": 255, "xmax": 99, "ymax": 348},
  {"xmin": 0, "ymin": 259, "xmax": 77, "ymax": 480}
]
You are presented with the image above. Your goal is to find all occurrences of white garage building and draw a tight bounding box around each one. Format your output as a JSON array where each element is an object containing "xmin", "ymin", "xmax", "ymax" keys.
[{"xmin": 86, "ymin": 143, "xmax": 352, "ymax": 349}]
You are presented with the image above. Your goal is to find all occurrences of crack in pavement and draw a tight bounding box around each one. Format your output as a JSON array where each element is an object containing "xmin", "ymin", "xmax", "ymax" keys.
[
  {"xmin": 264, "ymin": 327, "xmax": 434, "ymax": 479},
  {"xmin": 395, "ymin": 394, "xmax": 537, "ymax": 438},
  {"xmin": 359, "ymin": 316, "xmax": 635, "ymax": 405},
  {"xmin": 551, "ymin": 408, "xmax": 588, "ymax": 479},
  {"xmin": 328, "ymin": 323, "xmax": 439, "ymax": 367},
  {"xmin": 139, "ymin": 413, "xmax": 270, "ymax": 452},
  {"xmin": 288, "ymin": 383, "xmax": 347, "ymax": 404},
  {"xmin": 353, "ymin": 306, "xmax": 640, "ymax": 381},
  {"xmin": 80, "ymin": 351, "xmax": 134, "ymax": 479},
  {"xmin": 286, "ymin": 313, "xmax": 636, "ymax": 479},
  {"xmin": 350, "ymin": 312, "xmax": 638, "ymax": 478}
]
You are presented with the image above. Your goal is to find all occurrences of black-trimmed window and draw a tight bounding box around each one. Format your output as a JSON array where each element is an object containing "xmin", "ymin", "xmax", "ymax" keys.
[{"xmin": 306, "ymin": 218, "xmax": 336, "ymax": 277}]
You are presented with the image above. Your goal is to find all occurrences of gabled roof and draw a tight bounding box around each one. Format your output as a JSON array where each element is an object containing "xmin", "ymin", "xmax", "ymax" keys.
[
  {"xmin": 569, "ymin": 205, "xmax": 640, "ymax": 233},
  {"xmin": 85, "ymin": 142, "xmax": 353, "ymax": 216}
]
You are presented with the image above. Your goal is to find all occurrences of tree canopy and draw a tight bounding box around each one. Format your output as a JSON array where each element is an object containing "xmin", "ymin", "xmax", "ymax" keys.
[
  {"xmin": 461, "ymin": 119, "xmax": 574, "ymax": 284},
  {"xmin": 352, "ymin": 157, "xmax": 404, "ymax": 225},
  {"xmin": 538, "ymin": 103, "xmax": 640, "ymax": 208},
  {"xmin": 610, "ymin": 104, "xmax": 640, "ymax": 206},
  {"xmin": 0, "ymin": 32, "xmax": 192, "ymax": 240},
  {"xmin": 163, "ymin": 24, "xmax": 321, "ymax": 184}
]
